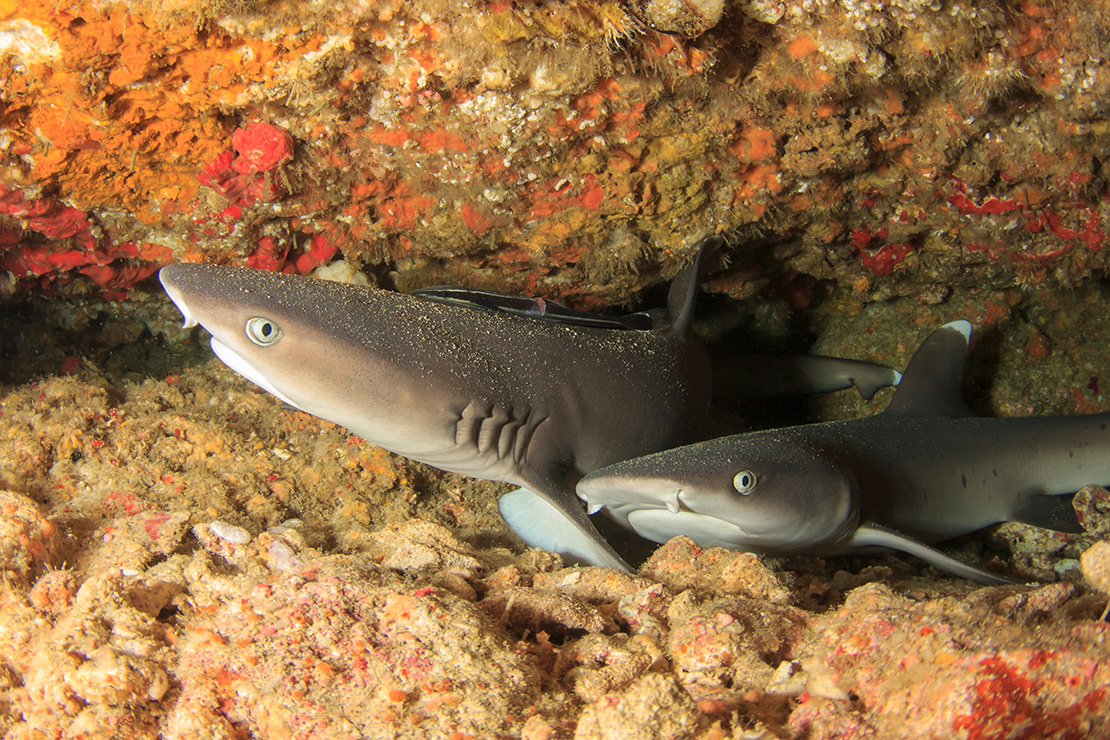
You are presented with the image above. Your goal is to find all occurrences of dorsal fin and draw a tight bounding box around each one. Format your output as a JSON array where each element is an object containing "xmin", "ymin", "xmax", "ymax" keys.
[
  {"xmin": 665, "ymin": 234, "xmax": 723, "ymax": 337},
  {"xmin": 883, "ymin": 320, "xmax": 974, "ymax": 418}
]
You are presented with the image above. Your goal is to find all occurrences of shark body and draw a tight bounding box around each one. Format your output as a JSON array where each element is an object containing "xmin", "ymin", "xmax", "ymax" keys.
[
  {"xmin": 159, "ymin": 239, "xmax": 725, "ymax": 570},
  {"xmin": 578, "ymin": 321, "xmax": 1091, "ymax": 584}
]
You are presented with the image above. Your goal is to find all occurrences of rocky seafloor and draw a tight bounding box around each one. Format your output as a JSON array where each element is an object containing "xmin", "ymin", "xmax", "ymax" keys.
[{"xmin": 1, "ymin": 281, "xmax": 1110, "ymax": 739}]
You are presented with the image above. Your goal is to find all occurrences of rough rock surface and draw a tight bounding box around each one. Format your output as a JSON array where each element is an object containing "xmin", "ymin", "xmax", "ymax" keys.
[
  {"xmin": 1, "ymin": 0, "xmax": 1109, "ymax": 305},
  {"xmin": 3, "ymin": 0, "xmax": 1110, "ymax": 736}
]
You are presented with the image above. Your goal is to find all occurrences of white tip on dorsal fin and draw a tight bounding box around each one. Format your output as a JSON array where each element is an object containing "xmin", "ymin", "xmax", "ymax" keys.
[
  {"xmin": 665, "ymin": 234, "xmax": 724, "ymax": 337},
  {"xmin": 883, "ymin": 320, "xmax": 974, "ymax": 418}
]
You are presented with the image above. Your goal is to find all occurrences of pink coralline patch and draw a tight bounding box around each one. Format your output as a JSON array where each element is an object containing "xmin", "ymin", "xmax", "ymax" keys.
[
  {"xmin": 142, "ymin": 513, "xmax": 173, "ymax": 541},
  {"xmin": 245, "ymin": 234, "xmax": 337, "ymax": 274},
  {"xmin": 28, "ymin": 206, "xmax": 92, "ymax": 244},
  {"xmin": 0, "ymin": 186, "xmax": 95, "ymax": 250},
  {"xmin": 3, "ymin": 245, "xmax": 54, "ymax": 276},
  {"xmin": 859, "ymin": 242, "xmax": 914, "ymax": 276},
  {"xmin": 1043, "ymin": 210, "xmax": 1077, "ymax": 241},
  {"xmin": 851, "ymin": 225, "xmax": 915, "ymax": 275},
  {"xmin": 797, "ymin": 584, "xmax": 1110, "ymax": 740},
  {"xmin": 1078, "ymin": 209, "xmax": 1105, "ymax": 251},
  {"xmin": 198, "ymin": 122, "xmax": 294, "ymax": 206},
  {"xmin": 292, "ymin": 234, "xmax": 339, "ymax": 274},
  {"xmin": 948, "ymin": 183, "xmax": 1024, "ymax": 216},
  {"xmin": 946, "ymin": 179, "xmax": 1107, "ymax": 266},
  {"xmin": 246, "ymin": 236, "xmax": 289, "ymax": 271},
  {"xmin": 952, "ymin": 655, "xmax": 1108, "ymax": 740},
  {"xmin": 0, "ymin": 185, "xmax": 165, "ymax": 297},
  {"xmin": 81, "ymin": 262, "xmax": 160, "ymax": 297},
  {"xmin": 197, "ymin": 151, "xmax": 241, "ymax": 199},
  {"xmin": 104, "ymin": 490, "xmax": 145, "ymax": 516},
  {"xmin": 231, "ymin": 122, "xmax": 295, "ymax": 174}
]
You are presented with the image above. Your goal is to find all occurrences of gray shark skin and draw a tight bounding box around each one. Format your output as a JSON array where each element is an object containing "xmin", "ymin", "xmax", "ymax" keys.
[
  {"xmin": 577, "ymin": 321, "xmax": 1091, "ymax": 584},
  {"xmin": 159, "ymin": 238, "xmax": 721, "ymax": 571}
]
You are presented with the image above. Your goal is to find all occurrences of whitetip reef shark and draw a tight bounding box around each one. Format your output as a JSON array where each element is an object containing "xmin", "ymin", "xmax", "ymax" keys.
[
  {"xmin": 159, "ymin": 236, "xmax": 899, "ymax": 571},
  {"xmin": 577, "ymin": 320, "xmax": 1092, "ymax": 584},
  {"xmin": 160, "ymin": 239, "xmax": 723, "ymax": 570}
]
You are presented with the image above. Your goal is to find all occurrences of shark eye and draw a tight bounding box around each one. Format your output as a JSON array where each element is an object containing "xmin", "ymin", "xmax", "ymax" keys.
[
  {"xmin": 733, "ymin": 470, "xmax": 757, "ymax": 495},
  {"xmin": 245, "ymin": 317, "xmax": 282, "ymax": 346}
]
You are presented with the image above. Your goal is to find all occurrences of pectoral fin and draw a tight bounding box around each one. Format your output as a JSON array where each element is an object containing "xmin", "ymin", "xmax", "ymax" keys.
[
  {"xmin": 849, "ymin": 522, "xmax": 1019, "ymax": 585},
  {"xmin": 497, "ymin": 488, "xmax": 633, "ymax": 572}
]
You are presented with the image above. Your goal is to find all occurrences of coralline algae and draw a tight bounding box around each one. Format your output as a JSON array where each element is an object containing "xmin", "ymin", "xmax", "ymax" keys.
[{"xmin": 0, "ymin": 0, "xmax": 1106, "ymax": 306}]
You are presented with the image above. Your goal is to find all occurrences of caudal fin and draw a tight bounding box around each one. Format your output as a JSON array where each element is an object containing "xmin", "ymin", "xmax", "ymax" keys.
[{"xmin": 1011, "ymin": 492, "xmax": 1083, "ymax": 533}]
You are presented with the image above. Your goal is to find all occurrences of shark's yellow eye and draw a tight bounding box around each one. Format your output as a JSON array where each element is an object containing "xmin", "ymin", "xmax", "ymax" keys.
[
  {"xmin": 245, "ymin": 317, "xmax": 281, "ymax": 346},
  {"xmin": 733, "ymin": 470, "xmax": 757, "ymax": 495}
]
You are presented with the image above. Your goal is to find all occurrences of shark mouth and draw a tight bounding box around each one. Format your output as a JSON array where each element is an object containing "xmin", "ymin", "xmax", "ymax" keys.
[
  {"xmin": 579, "ymin": 481, "xmax": 692, "ymax": 516},
  {"xmin": 209, "ymin": 338, "xmax": 305, "ymax": 412},
  {"xmin": 160, "ymin": 277, "xmax": 304, "ymax": 411},
  {"xmin": 624, "ymin": 508, "xmax": 750, "ymax": 549}
]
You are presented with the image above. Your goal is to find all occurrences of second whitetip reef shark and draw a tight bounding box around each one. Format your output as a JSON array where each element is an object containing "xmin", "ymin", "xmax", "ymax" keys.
[
  {"xmin": 158, "ymin": 236, "xmax": 899, "ymax": 571},
  {"xmin": 578, "ymin": 320, "xmax": 1094, "ymax": 584}
]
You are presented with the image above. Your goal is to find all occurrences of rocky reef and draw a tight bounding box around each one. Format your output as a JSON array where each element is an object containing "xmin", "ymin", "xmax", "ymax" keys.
[
  {"xmin": 0, "ymin": 289, "xmax": 1108, "ymax": 738},
  {"xmin": 2, "ymin": 0, "xmax": 1110, "ymax": 737},
  {"xmin": 1, "ymin": 0, "xmax": 1108, "ymax": 303}
]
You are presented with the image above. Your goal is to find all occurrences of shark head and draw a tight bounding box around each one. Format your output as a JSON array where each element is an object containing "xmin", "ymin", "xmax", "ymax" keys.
[
  {"xmin": 577, "ymin": 434, "xmax": 859, "ymax": 552},
  {"xmin": 161, "ymin": 265, "xmax": 300, "ymax": 409},
  {"xmin": 158, "ymin": 263, "xmax": 453, "ymax": 453}
]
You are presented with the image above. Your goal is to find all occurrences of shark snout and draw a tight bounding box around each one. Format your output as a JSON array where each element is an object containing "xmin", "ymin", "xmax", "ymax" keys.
[
  {"xmin": 579, "ymin": 471, "xmax": 763, "ymax": 548},
  {"xmin": 159, "ymin": 266, "xmax": 199, "ymax": 329}
]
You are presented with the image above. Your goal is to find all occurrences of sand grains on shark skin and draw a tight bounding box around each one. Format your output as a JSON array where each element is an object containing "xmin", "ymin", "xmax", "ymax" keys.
[
  {"xmin": 159, "ymin": 237, "xmax": 912, "ymax": 572},
  {"xmin": 158, "ymin": 237, "xmax": 722, "ymax": 571}
]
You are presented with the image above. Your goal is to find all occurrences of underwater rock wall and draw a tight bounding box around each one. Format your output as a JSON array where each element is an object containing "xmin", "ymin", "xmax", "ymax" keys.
[
  {"xmin": 1, "ymin": 0, "xmax": 1108, "ymax": 304},
  {"xmin": 3, "ymin": 2, "xmax": 1110, "ymax": 738}
]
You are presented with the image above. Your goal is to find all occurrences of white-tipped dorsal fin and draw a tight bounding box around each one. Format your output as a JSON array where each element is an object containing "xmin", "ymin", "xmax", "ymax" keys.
[
  {"xmin": 665, "ymin": 234, "xmax": 723, "ymax": 337},
  {"xmin": 849, "ymin": 522, "xmax": 1019, "ymax": 585},
  {"xmin": 883, "ymin": 320, "xmax": 974, "ymax": 418}
]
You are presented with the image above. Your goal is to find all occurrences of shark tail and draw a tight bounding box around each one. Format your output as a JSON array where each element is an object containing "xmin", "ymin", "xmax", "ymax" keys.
[{"xmin": 1011, "ymin": 492, "xmax": 1083, "ymax": 534}]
